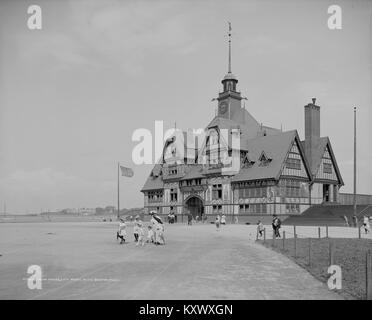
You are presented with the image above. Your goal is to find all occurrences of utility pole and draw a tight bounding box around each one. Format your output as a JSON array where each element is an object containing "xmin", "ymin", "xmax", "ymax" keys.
[
  {"xmin": 353, "ymin": 107, "xmax": 357, "ymax": 220},
  {"xmin": 117, "ymin": 162, "xmax": 120, "ymax": 219}
]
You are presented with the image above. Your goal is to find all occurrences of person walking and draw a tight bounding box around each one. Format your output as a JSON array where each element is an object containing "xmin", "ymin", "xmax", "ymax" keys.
[
  {"xmin": 215, "ymin": 215, "xmax": 221, "ymax": 231},
  {"xmin": 257, "ymin": 220, "xmax": 264, "ymax": 238},
  {"xmin": 363, "ymin": 215, "xmax": 370, "ymax": 234},
  {"xmin": 272, "ymin": 215, "xmax": 281, "ymax": 238},
  {"xmin": 117, "ymin": 218, "xmax": 127, "ymax": 244},
  {"xmin": 343, "ymin": 215, "xmax": 349, "ymax": 227},
  {"xmin": 133, "ymin": 215, "xmax": 141, "ymax": 242},
  {"xmin": 187, "ymin": 212, "xmax": 192, "ymax": 226}
]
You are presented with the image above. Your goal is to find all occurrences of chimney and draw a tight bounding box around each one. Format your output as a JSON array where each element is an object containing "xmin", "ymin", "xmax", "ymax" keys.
[{"xmin": 304, "ymin": 98, "xmax": 320, "ymax": 173}]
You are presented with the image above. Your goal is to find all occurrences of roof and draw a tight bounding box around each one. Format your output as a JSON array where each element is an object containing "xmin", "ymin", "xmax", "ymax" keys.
[
  {"xmin": 180, "ymin": 164, "xmax": 204, "ymax": 180},
  {"xmin": 300, "ymin": 137, "xmax": 328, "ymax": 175},
  {"xmin": 141, "ymin": 164, "xmax": 164, "ymax": 192},
  {"xmin": 301, "ymin": 137, "xmax": 344, "ymax": 185},
  {"xmin": 231, "ymin": 130, "xmax": 300, "ymax": 182},
  {"xmin": 206, "ymin": 114, "xmax": 259, "ymax": 148},
  {"xmin": 222, "ymin": 72, "xmax": 238, "ymax": 81}
]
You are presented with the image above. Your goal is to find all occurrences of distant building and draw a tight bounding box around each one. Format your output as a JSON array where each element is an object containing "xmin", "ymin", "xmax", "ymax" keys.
[{"xmin": 141, "ymin": 30, "xmax": 343, "ymax": 218}]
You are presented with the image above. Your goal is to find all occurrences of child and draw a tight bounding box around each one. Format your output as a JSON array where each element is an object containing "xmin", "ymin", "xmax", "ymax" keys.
[
  {"xmin": 136, "ymin": 220, "xmax": 145, "ymax": 246},
  {"xmin": 257, "ymin": 220, "xmax": 264, "ymax": 238},
  {"xmin": 146, "ymin": 225, "xmax": 155, "ymax": 244},
  {"xmin": 117, "ymin": 219, "xmax": 126, "ymax": 244},
  {"xmin": 215, "ymin": 215, "xmax": 221, "ymax": 231},
  {"xmin": 133, "ymin": 215, "xmax": 140, "ymax": 242},
  {"xmin": 155, "ymin": 223, "xmax": 165, "ymax": 245},
  {"xmin": 221, "ymin": 214, "xmax": 226, "ymax": 225}
]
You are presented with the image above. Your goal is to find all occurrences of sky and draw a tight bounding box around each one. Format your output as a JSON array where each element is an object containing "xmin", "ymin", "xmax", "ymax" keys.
[{"xmin": 0, "ymin": 0, "xmax": 371, "ymax": 213}]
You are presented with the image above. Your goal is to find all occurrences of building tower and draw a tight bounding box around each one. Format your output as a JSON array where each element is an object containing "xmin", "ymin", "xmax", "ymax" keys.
[{"xmin": 217, "ymin": 22, "xmax": 242, "ymax": 120}]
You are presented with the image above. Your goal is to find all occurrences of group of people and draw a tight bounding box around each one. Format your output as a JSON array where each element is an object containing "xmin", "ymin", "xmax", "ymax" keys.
[
  {"xmin": 256, "ymin": 214, "xmax": 282, "ymax": 239},
  {"xmin": 116, "ymin": 212, "xmax": 166, "ymax": 246}
]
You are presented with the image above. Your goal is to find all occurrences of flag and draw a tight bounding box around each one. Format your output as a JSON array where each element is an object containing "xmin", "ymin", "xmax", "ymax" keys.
[{"xmin": 120, "ymin": 166, "xmax": 134, "ymax": 177}]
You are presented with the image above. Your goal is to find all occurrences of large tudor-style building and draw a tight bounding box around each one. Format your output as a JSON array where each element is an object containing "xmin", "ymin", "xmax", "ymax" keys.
[{"xmin": 141, "ymin": 33, "xmax": 343, "ymax": 218}]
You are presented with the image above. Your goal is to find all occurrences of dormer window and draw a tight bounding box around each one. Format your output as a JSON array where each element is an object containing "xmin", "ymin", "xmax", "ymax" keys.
[
  {"xmin": 241, "ymin": 152, "xmax": 255, "ymax": 168},
  {"xmin": 259, "ymin": 151, "xmax": 272, "ymax": 167}
]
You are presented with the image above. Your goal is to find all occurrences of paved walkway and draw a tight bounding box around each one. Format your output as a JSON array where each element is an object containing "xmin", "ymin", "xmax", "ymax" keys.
[{"xmin": 0, "ymin": 222, "xmax": 343, "ymax": 299}]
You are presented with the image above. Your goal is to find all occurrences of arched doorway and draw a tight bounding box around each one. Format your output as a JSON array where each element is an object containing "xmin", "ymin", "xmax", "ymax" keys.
[{"xmin": 185, "ymin": 196, "xmax": 204, "ymax": 220}]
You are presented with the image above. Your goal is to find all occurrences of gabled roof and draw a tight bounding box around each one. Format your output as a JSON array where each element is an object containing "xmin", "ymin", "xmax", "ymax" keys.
[
  {"xmin": 231, "ymin": 130, "xmax": 311, "ymax": 183},
  {"xmin": 300, "ymin": 137, "xmax": 327, "ymax": 175},
  {"xmin": 180, "ymin": 164, "xmax": 204, "ymax": 180},
  {"xmin": 141, "ymin": 164, "xmax": 164, "ymax": 192},
  {"xmin": 301, "ymin": 137, "xmax": 344, "ymax": 185},
  {"xmin": 205, "ymin": 115, "xmax": 282, "ymax": 153},
  {"xmin": 206, "ymin": 111, "xmax": 261, "ymax": 146}
]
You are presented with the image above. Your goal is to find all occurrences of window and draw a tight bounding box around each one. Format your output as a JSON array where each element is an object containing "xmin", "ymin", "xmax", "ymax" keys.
[
  {"xmin": 261, "ymin": 204, "xmax": 267, "ymax": 214},
  {"xmin": 262, "ymin": 188, "xmax": 267, "ymax": 197},
  {"xmin": 280, "ymin": 179, "xmax": 302, "ymax": 197},
  {"xmin": 323, "ymin": 163, "xmax": 332, "ymax": 174},
  {"xmin": 286, "ymin": 204, "xmax": 300, "ymax": 213},
  {"xmin": 167, "ymin": 165, "xmax": 178, "ymax": 175},
  {"xmin": 170, "ymin": 189, "xmax": 178, "ymax": 202},
  {"xmin": 286, "ymin": 158, "xmax": 301, "ymax": 170},
  {"xmin": 259, "ymin": 151, "xmax": 272, "ymax": 167},
  {"xmin": 239, "ymin": 204, "xmax": 250, "ymax": 213},
  {"xmin": 148, "ymin": 191, "xmax": 163, "ymax": 203},
  {"xmin": 238, "ymin": 188, "xmax": 243, "ymax": 198},
  {"xmin": 241, "ymin": 152, "xmax": 255, "ymax": 169},
  {"xmin": 212, "ymin": 184, "xmax": 223, "ymax": 200}
]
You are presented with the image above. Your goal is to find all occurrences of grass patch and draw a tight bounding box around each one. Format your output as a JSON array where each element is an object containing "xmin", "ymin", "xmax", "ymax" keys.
[{"xmin": 257, "ymin": 237, "xmax": 372, "ymax": 300}]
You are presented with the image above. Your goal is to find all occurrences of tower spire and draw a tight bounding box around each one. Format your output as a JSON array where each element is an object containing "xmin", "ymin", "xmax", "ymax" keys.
[{"xmin": 228, "ymin": 22, "xmax": 232, "ymax": 73}]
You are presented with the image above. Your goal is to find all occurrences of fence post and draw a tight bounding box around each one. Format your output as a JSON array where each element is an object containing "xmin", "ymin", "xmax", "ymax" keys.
[
  {"xmin": 326, "ymin": 225, "xmax": 329, "ymax": 239},
  {"xmin": 294, "ymin": 233, "xmax": 297, "ymax": 259},
  {"xmin": 318, "ymin": 227, "xmax": 321, "ymax": 239},
  {"xmin": 329, "ymin": 241, "xmax": 334, "ymax": 266},
  {"xmin": 358, "ymin": 224, "xmax": 361, "ymax": 239},
  {"xmin": 283, "ymin": 231, "xmax": 286, "ymax": 250},
  {"xmin": 367, "ymin": 250, "xmax": 372, "ymax": 300},
  {"xmin": 263, "ymin": 228, "xmax": 266, "ymax": 243},
  {"xmin": 308, "ymin": 238, "xmax": 311, "ymax": 266}
]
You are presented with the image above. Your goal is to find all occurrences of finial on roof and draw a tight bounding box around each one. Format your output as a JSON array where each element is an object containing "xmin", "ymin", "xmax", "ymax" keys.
[
  {"xmin": 312, "ymin": 98, "xmax": 316, "ymax": 105},
  {"xmin": 228, "ymin": 22, "xmax": 232, "ymax": 73}
]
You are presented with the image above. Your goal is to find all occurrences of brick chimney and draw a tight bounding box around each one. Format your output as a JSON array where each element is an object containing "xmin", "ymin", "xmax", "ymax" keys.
[{"xmin": 304, "ymin": 98, "xmax": 320, "ymax": 173}]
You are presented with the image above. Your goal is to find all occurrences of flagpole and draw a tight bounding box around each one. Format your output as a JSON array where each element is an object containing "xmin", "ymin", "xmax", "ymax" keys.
[
  {"xmin": 353, "ymin": 107, "xmax": 357, "ymax": 220},
  {"xmin": 117, "ymin": 162, "xmax": 120, "ymax": 219}
]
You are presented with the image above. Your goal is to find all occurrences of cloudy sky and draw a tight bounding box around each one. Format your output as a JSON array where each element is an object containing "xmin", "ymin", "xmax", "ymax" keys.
[{"xmin": 0, "ymin": 0, "xmax": 371, "ymax": 213}]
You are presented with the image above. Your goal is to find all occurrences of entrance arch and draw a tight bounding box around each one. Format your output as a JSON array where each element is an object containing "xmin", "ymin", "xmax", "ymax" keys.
[{"xmin": 184, "ymin": 196, "xmax": 204, "ymax": 219}]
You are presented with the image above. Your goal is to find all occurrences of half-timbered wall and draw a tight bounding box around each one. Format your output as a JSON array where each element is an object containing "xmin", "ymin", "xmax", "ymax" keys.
[
  {"xmin": 315, "ymin": 146, "xmax": 338, "ymax": 182},
  {"xmin": 281, "ymin": 140, "xmax": 308, "ymax": 178}
]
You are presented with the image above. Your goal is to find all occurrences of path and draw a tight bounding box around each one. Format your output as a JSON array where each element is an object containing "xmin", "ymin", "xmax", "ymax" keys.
[{"xmin": 0, "ymin": 222, "xmax": 343, "ymax": 299}]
